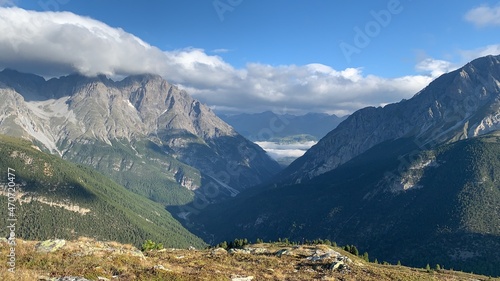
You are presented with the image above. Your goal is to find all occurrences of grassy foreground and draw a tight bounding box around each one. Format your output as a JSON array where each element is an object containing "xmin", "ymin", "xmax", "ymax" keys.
[{"xmin": 1, "ymin": 238, "xmax": 499, "ymax": 281}]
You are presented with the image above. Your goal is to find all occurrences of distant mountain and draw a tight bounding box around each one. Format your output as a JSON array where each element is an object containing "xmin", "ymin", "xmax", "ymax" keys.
[
  {"xmin": 279, "ymin": 55, "xmax": 500, "ymax": 184},
  {"xmin": 192, "ymin": 55, "xmax": 500, "ymax": 276},
  {"xmin": 219, "ymin": 111, "xmax": 347, "ymax": 141},
  {"xmin": 0, "ymin": 134, "xmax": 205, "ymax": 248},
  {"xmin": 0, "ymin": 70, "xmax": 281, "ymax": 207}
]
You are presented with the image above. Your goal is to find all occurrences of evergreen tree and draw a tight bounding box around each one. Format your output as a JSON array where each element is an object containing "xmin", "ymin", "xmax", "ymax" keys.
[
  {"xmin": 141, "ymin": 240, "xmax": 163, "ymax": 251},
  {"xmin": 217, "ymin": 241, "xmax": 228, "ymax": 249},
  {"xmin": 350, "ymin": 245, "xmax": 359, "ymax": 256},
  {"xmin": 426, "ymin": 263, "xmax": 431, "ymax": 272},
  {"xmin": 362, "ymin": 252, "xmax": 369, "ymax": 262}
]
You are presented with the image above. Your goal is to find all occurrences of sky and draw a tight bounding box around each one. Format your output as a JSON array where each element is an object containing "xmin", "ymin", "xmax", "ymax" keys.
[{"xmin": 0, "ymin": 0, "xmax": 499, "ymax": 115}]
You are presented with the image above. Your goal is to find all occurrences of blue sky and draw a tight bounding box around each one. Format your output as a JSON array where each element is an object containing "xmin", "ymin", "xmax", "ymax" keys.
[{"xmin": 1, "ymin": 0, "xmax": 499, "ymax": 114}]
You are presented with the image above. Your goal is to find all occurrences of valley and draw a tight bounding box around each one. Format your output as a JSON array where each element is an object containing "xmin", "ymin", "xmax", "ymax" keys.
[
  {"xmin": 2, "ymin": 55, "xmax": 500, "ymax": 277},
  {"xmin": 1, "ymin": 4, "xmax": 500, "ymax": 278},
  {"xmin": 220, "ymin": 112, "xmax": 347, "ymax": 166},
  {"xmin": 190, "ymin": 55, "xmax": 500, "ymax": 276}
]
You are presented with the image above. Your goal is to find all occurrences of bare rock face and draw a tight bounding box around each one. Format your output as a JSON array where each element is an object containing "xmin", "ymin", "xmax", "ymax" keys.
[
  {"xmin": 0, "ymin": 71, "xmax": 281, "ymax": 204},
  {"xmin": 281, "ymin": 55, "xmax": 500, "ymax": 183}
]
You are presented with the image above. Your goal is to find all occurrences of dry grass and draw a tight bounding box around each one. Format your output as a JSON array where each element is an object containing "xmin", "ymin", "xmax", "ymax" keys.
[{"xmin": 0, "ymin": 239, "xmax": 498, "ymax": 281}]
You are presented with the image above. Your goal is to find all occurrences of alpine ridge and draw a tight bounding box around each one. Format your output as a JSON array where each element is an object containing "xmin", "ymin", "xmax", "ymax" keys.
[
  {"xmin": 193, "ymin": 54, "xmax": 500, "ymax": 276},
  {"xmin": 0, "ymin": 134, "xmax": 206, "ymax": 249},
  {"xmin": 280, "ymin": 55, "xmax": 500, "ymax": 183},
  {"xmin": 0, "ymin": 70, "xmax": 281, "ymax": 206}
]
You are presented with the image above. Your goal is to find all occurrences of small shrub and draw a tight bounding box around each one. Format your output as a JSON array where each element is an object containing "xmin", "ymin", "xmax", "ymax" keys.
[{"xmin": 141, "ymin": 240, "xmax": 163, "ymax": 251}]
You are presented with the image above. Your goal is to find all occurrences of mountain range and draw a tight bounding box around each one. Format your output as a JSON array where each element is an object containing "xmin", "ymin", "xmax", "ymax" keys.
[
  {"xmin": 0, "ymin": 69, "xmax": 281, "ymax": 208},
  {"xmin": 2, "ymin": 54, "xmax": 500, "ymax": 276},
  {"xmin": 192, "ymin": 54, "xmax": 500, "ymax": 276},
  {"xmin": 278, "ymin": 55, "xmax": 500, "ymax": 184},
  {"xmin": 0, "ymin": 134, "xmax": 205, "ymax": 248},
  {"xmin": 219, "ymin": 111, "xmax": 347, "ymax": 167},
  {"xmin": 219, "ymin": 111, "xmax": 347, "ymax": 142}
]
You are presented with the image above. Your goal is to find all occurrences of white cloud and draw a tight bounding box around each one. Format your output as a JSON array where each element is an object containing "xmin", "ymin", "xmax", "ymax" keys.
[
  {"xmin": 458, "ymin": 44, "xmax": 500, "ymax": 62},
  {"xmin": 465, "ymin": 4, "xmax": 500, "ymax": 27},
  {"xmin": 255, "ymin": 141, "xmax": 316, "ymax": 160},
  {"xmin": 183, "ymin": 62, "xmax": 433, "ymax": 114},
  {"xmin": 255, "ymin": 141, "xmax": 317, "ymax": 151},
  {"xmin": 0, "ymin": 7, "xmax": 491, "ymax": 116},
  {"xmin": 0, "ymin": 7, "xmax": 169, "ymax": 77},
  {"xmin": 262, "ymin": 149, "xmax": 308, "ymax": 160},
  {"xmin": 415, "ymin": 58, "xmax": 458, "ymax": 78}
]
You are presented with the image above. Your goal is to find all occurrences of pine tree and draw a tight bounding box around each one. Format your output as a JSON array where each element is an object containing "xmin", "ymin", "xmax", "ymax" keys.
[
  {"xmin": 218, "ymin": 241, "xmax": 228, "ymax": 249},
  {"xmin": 350, "ymin": 245, "xmax": 359, "ymax": 256},
  {"xmin": 426, "ymin": 263, "xmax": 431, "ymax": 272}
]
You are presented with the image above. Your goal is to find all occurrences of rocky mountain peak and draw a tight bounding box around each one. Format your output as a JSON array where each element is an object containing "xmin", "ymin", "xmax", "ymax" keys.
[
  {"xmin": 279, "ymin": 54, "xmax": 500, "ymax": 183},
  {"xmin": 0, "ymin": 70, "xmax": 281, "ymax": 205}
]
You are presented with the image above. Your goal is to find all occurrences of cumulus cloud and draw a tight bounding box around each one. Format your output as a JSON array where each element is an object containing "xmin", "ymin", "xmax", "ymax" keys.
[
  {"xmin": 465, "ymin": 4, "xmax": 500, "ymax": 27},
  {"xmin": 255, "ymin": 141, "xmax": 316, "ymax": 160},
  {"xmin": 415, "ymin": 58, "xmax": 458, "ymax": 78},
  {"xmin": 0, "ymin": 7, "xmax": 485, "ymax": 115},
  {"xmin": 255, "ymin": 141, "xmax": 317, "ymax": 151},
  {"xmin": 0, "ymin": 7, "xmax": 169, "ymax": 77},
  {"xmin": 182, "ymin": 63, "xmax": 433, "ymax": 114},
  {"xmin": 414, "ymin": 45, "xmax": 500, "ymax": 80},
  {"xmin": 458, "ymin": 44, "xmax": 500, "ymax": 62}
]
